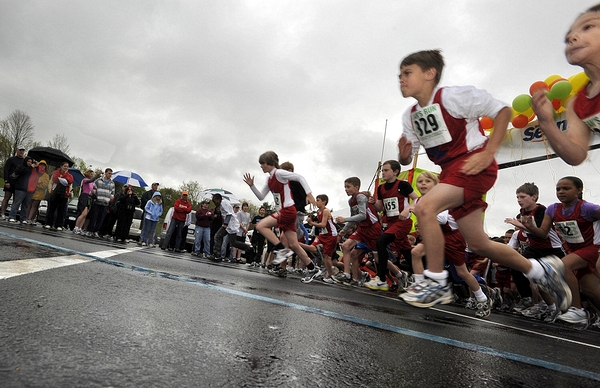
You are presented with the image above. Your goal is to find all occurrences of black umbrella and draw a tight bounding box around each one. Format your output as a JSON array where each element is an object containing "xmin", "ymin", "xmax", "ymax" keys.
[{"xmin": 27, "ymin": 147, "xmax": 75, "ymax": 167}]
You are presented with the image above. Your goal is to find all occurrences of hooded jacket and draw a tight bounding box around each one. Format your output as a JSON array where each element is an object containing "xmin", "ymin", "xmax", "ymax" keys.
[{"xmin": 144, "ymin": 191, "xmax": 163, "ymax": 222}]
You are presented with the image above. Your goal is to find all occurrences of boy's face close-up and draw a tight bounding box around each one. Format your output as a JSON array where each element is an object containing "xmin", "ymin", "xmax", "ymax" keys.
[
  {"xmin": 398, "ymin": 64, "xmax": 429, "ymax": 98},
  {"xmin": 344, "ymin": 183, "xmax": 358, "ymax": 196}
]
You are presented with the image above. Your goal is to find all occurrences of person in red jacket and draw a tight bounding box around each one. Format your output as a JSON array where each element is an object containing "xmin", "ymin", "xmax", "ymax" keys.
[
  {"xmin": 44, "ymin": 161, "xmax": 74, "ymax": 230},
  {"xmin": 161, "ymin": 191, "xmax": 192, "ymax": 252}
]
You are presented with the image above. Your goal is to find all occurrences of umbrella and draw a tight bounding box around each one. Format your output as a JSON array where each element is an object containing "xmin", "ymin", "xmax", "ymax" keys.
[
  {"xmin": 68, "ymin": 168, "xmax": 85, "ymax": 187},
  {"xmin": 112, "ymin": 170, "xmax": 148, "ymax": 187},
  {"xmin": 27, "ymin": 147, "xmax": 75, "ymax": 167},
  {"xmin": 199, "ymin": 188, "xmax": 240, "ymax": 205}
]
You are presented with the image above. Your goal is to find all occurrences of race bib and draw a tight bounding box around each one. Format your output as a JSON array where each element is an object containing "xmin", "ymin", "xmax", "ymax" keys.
[
  {"xmin": 555, "ymin": 220, "xmax": 585, "ymax": 244},
  {"xmin": 383, "ymin": 197, "xmax": 400, "ymax": 217},
  {"xmin": 411, "ymin": 103, "xmax": 452, "ymax": 148},
  {"xmin": 273, "ymin": 193, "xmax": 282, "ymax": 211}
]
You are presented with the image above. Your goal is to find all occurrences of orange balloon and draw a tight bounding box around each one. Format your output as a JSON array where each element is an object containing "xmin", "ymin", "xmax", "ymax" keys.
[
  {"xmin": 512, "ymin": 114, "xmax": 529, "ymax": 128},
  {"xmin": 480, "ymin": 116, "xmax": 494, "ymax": 129},
  {"xmin": 552, "ymin": 99, "xmax": 562, "ymax": 110},
  {"xmin": 529, "ymin": 81, "xmax": 549, "ymax": 95},
  {"xmin": 544, "ymin": 74, "xmax": 562, "ymax": 86},
  {"xmin": 549, "ymin": 77, "xmax": 567, "ymax": 88}
]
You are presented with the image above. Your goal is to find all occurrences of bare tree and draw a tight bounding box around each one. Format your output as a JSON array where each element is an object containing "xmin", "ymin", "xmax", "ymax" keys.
[
  {"xmin": 47, "ymin": 133, "xmax": 71, "ymax": 155},
  {"xmin": 179, "ymin": 180, "xmax": 203, "ymax": 207},
  {"xmin": 2, "ymin": 110, "xmax": 35, "ymax": 155}
]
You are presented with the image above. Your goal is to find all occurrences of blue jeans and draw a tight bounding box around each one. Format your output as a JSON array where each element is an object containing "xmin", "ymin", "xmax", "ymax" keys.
[
  {"xmin": 140, "ymin": 218, "xmax": 158, "ymax": 245},
  {"xmin": 9, "ymin": 190, "xmax": 31, "ymax": 221},
  {"xmin": 194, "ymin": 226, "xmax": 211, "ymax": 255}
]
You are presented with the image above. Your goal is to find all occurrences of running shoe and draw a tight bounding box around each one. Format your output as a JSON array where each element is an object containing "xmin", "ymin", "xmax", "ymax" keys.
[
  {"xmin": 333, "ymin": 272, "xmax": 351, "ymax": 284},
  {"xmin": 364, "ymin": 276, "xmax": 389, "ymax": 291},
  {"xmin": 521, "ymin": 302, "xmax": 548, "ymax": 319},
  {"xmin": 464, "ymin": 298, "xmax": 477, "ymax": 310},
  {"xmin": 541, "ymin": 308, "xmax": 559, "ymax": 323},
  {"xmin": 475, "ymin": 299, "xmax": 492, "ymax": 318},
  {"xmin": 8, "ymin": 218, "xmax": 16, "ymax": 223},
  {"xmin": 511, "ymin": 297, "xmax": 533, "ymax": 314},
  {"xmin": 268, "ymin": 268, "xmax": 287, "ymax": 278},
  {"xmin": 322, "ymin": 276, "xmax": 335, "ymax": 284},
  {"xmin": 534, "ymin": 255, "xmax": 572, "ymax": 313},
  {"xmin": 21, "ymin": 220, "xmax": 28, "ymax": 225},
  {"xmin": 491, "ymin": 287, "xmax": 503, "ymax": 310},
  {"xmin": 301, "ymin": 267, "xmax": 324, "ymax": 283},
  {"xmin": 350, "ymin": 279, "xmax": 363, "ymax": 287},
  {"xmin": 400, "ymin": 278, "xmax": 453, "ymax": 308},
  {"xmin": 396, "ymin": 271, "xmax": 409, "ymax": 292},
  {"xmin": 556, "ymin": 307, "xmax": 589, "ymax": 329},
  {"xmin": 56, "ymin": 227, "xmax": 63, "ymax": 231},
  {"xmin": 272, "ymin": 248, "xmax": 293, "ymax": 265}
]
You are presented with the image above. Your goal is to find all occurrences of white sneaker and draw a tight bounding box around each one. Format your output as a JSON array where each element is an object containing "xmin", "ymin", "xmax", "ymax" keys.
[
  {"xmin": 364, "ymin": 276, "xmax": 389, "ymax": 291},
  {"xmin": 273, "ymin": 248, "xmax": 293, "ymax": 265},
  {"xmin": 8, "ymin": 218, "xmax": 16, "ymax": 223},
  {"xmin": 556, "ymin": 306, "xmax": 589, "ymax": 328},
  {"xmin": 141, "ymin": 242, "xmax": 147, "ymax": 246},
  {"xmin": 44, "ymin": 225, "xmax": 51, "ymax": 229},
  {"xmin": 21, "ymin": 220, "xmax": 28, "ymax": 225},
  {"xmin": 56, "ymin": 227, "xmax": 63, "ymax": 231}
]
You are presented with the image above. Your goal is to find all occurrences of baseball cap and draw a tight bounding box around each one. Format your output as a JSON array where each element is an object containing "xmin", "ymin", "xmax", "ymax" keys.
[
  {"xmin": 182, "ymin": 191, "xmax": 189, "ymax": 195},
  {"xmin": 17, "ymin": 145, "xmax": 25, "ymax": 150},
  {"xmin": 152, "ymin": 182, "xmax": 159, "ymax": 186},
  {"xmin": 233, "ymin": 204, "xmax": 240, "ymax": 208}
]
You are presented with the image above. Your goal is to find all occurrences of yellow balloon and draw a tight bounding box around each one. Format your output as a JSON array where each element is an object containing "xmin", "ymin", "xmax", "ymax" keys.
[
  {"xmin": 568, "ymin": 71, "xmax": 590, "ymax": 93},
  {"xmin": 544, "ymin": 74, "xmax": 562, "ymax": 86},
  {"xmin": 523, "ymin": 107, "xmax": 534, "ymax": 118}
]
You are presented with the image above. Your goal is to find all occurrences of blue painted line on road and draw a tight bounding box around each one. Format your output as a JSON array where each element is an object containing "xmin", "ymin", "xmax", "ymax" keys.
[{"xmin": 4, "ymin": 230, "xmax": 600, "ymax": 382}]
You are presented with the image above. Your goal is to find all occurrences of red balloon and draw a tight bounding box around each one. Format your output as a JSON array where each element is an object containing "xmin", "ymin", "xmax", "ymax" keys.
[
  {"xmin": 529, "ymin": 81, "xmax": 549, "ymax": 95},
  {"xmin": 480, "ymin": 116, "xmax": 494, "ymax": 129},
  {"xmin": 552, "ymin": 99, "xmax": 562, "ymax": 110},
  {"xmin": 512, "ymin": 114, "xmax": 529, "ymax": 128}
]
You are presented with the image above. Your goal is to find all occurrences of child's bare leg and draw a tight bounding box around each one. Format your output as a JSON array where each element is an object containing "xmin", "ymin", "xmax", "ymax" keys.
[{"xmin": 413, "ymin": 184, "xmax": 463, "ymax": 273}]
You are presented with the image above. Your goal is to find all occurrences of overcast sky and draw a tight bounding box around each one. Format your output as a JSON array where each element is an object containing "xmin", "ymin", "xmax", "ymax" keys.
[{"xmin": 2, "ymin": 0, "xmax": 599, "ymax": 237}]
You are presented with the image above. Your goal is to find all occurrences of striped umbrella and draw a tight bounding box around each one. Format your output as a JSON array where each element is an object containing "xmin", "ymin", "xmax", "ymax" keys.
[
  {"xmin": 111, "ymin": 170, "xmax": 148, "ymax": 187},
  {"xmin": 198, "ymin": 188, "xmax": 240, "ymax": 205}
]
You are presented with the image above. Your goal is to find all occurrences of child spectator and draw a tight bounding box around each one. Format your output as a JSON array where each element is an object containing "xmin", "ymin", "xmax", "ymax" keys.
[{"xmin": 139, "ymin": 191, "xmax": 162, "ymax": 247}]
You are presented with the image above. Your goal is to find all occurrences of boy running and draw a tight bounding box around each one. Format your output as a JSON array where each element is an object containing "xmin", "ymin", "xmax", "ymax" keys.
[
  {"xmin": 243, "ymin": 151, "xmax": 318, "ymax": 278},
  {"xmin": 365, "ymin": 160, "xmax": 416, "ymax": 291},
  {"xmin": 397, "ymin": 49, "xmax": 571, "ymax": 311},
  {"xmin": 334, "ymin": 177, "xmax": 382, "ymax": 286}
]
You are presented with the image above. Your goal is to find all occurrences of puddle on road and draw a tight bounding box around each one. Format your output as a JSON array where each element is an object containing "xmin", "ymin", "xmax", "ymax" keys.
[{"xmin": 0, "ymin": 236, "xmax": 63, "ymax": 261}]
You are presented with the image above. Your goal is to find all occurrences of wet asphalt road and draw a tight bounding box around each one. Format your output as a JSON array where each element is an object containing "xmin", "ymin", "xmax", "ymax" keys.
[{"xmin": 1, "ymin": 223, "xmax": 599, "ymax": 387}]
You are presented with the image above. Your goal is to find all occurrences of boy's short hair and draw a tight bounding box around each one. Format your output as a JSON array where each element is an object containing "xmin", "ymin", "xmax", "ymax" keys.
[
  {"xmin": 280, "ymin": 161, "xmax": 294, "ymax": 172},
  {"xmin": 242, "ymin": 202, "xmax": 249, "ymax": 207},
  {"xmin": 516, "ymin": 182, "xmax": 539, "ymax": 198},
  {"xmin": 316, "ymin": 194, "xmax": 329, "ymax": 205},
  {"xmin": 383, "ymin": 159, "xmax": 401, "ymax": 173},
  {"xmin": 105, "ymin": 168, "xmax": 113, "ymax": 173},
  {"xmin": 344, "ymin": 177, "xmax": 361, "ymax": 188},
  {"xmin": 401, "ymin": 49, "xmax": 444, "ymax": 85},
  {"xmin": 259, "ymin": 151, "xmax": 280, "ymax": 168}
]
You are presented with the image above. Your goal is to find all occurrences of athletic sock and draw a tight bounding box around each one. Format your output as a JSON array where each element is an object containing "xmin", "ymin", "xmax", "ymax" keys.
[
  {"xmin": 423, "ymin": 269, "xmax": 448, "ymax": 287},
  {"xmin": 525, "ymin": 259, "xmax": 545, "ymax": 280},
  {"xmin": 473, "ymin": 287, "xmax": 487, "ymax": 302}
]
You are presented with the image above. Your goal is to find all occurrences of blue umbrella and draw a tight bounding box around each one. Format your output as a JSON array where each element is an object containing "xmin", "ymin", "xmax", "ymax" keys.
[
  {"xmin": 112, "ymin": 170, "xmax": 148, "ymax": 187},
  {"xmin": 68, "ymin": 168, "xmax": 85, "ymax": 187}
]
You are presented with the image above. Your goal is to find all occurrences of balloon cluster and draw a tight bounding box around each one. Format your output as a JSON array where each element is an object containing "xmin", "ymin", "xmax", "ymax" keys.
[{"xmin": 479, "ymin": 72, "xmax": 590, "ymax": 131}]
